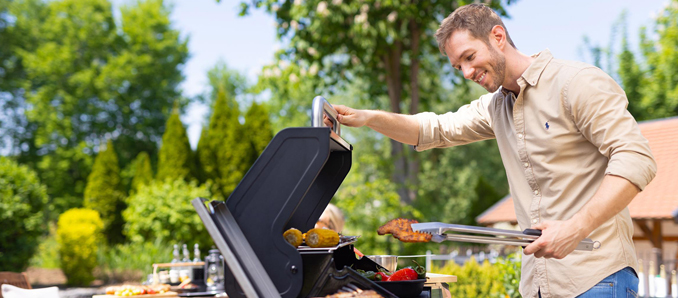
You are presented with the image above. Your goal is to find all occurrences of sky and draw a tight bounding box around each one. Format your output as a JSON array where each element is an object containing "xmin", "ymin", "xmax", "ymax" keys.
[{"xmin": 113, "ymin": 0, "xmax": 669, "ymax": 148}]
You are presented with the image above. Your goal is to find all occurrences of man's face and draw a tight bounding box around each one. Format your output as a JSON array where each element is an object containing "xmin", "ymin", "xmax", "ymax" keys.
[{"xmin": 445, "ymin": 30, "xmax": 506, "ymax": 92}]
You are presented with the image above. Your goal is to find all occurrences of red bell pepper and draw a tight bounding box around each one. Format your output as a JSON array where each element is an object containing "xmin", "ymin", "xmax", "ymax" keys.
[{"xmin": 387, "ymin": 268, "xmax": 418, "ymax": 281}]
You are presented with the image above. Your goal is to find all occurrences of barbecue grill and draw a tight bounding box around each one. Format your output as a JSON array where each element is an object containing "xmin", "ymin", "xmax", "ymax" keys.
[{"xmin": 192, "ymin": 96, "xmax": 413, "ymax": 298}]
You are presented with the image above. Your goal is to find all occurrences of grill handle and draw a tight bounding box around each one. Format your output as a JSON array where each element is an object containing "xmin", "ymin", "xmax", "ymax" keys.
[{"xmin": 312, "ymin": 96, "xmax": 341, "ymax": 136}]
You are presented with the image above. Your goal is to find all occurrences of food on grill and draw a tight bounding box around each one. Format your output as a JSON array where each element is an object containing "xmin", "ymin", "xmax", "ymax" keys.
[
  {"xmin": 325, "ymin": 289, "xmax": 384, "ymax": 297},
  {"xmin": 377, "ymin": 218, "xmax": 432, "ymax": 242},
  {"xmin": 283, "ymin": 227, "xmax": 303, "ymax": 248},
  {"xmin": 105, "ymin": 284, "xmax": 171, "ymax": 296},
  {"xmin": 306, "ymin": 228, "xmax": 340, "ymax": 248},
  {"xmin": 409, "ymin": 260, "xmax": 427, "ymax": 279},
  {"xmin": 386, "ymin": 268, "xmax": 418, "ymax": 281},
  {"xmin": 375, "ymin": 271, "xmax": 390, "ymax": 281}
]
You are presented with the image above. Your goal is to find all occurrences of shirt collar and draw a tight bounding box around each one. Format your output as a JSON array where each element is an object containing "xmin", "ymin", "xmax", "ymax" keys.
[
  {"xmin": 521, "ymin": 49, "xmax": 553, "ymax": 87},
  {"xmin": 500, "ymin": 49, "xmax": 553, "ymax": 96}
]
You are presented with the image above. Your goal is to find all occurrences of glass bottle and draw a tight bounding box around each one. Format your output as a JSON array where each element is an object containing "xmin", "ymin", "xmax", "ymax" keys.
[
  {"xmin": 193, "ymin": 243, "xmax": 201, "ymax": 263},
  {"xmin": 181, "ymin": 243, "xmax": 192, "ymax": 281},
  {"xmin": 169, "ymin": 244, "xmax": 180, "ymax": 283}
]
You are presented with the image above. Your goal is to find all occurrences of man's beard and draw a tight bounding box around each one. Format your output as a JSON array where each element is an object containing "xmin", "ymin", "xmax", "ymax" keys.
[{"xmin": 484, "ymin": 46, "xmax": 506, "ymax": 92}]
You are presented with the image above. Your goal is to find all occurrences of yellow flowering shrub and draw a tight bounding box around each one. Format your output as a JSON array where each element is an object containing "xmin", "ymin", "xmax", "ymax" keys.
[{"xmin": 57, "ymin": 208, "xmax": 103, "ymax": 286}]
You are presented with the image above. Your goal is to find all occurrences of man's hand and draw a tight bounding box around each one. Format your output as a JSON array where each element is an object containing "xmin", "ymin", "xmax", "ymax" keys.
[
  {"xmin": 333, "ymin": 105, "xmax": 370, "ymax": 127},
  {"xmin": 324, "ymin": 104, "xmax": 420, "ymax": 145},
  {"xmin": 523, "ymin": 219, "xmax": 587, "ymax": 259}
]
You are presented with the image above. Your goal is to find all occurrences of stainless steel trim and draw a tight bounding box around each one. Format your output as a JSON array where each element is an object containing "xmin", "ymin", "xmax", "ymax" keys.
[
  {"xmin": 312, "ymin": 95, "xmax": 340, "ymax": 135},
  {"xmin": 413, "ymin": 222, "xmax": 596, "ymax": 251},
  {"xmin": 311, "ymin": 95, "xmax": 351, "ymax": 151},
  {"xmin": 297, "ymin": 236, "xmax": 359, "ymax": 254},
  {"xmin": 412, "ymin": 222, "xmax": 539, "ymax": 239}
]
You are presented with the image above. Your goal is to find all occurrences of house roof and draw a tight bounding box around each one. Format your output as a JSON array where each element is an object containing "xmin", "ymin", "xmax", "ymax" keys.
[{"xmin": 477, "ymin": 116, "xmax": 678, "ymax": 225}]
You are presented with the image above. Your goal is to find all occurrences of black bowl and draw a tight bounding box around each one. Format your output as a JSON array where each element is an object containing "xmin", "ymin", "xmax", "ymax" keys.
[{"xmin": 374, "ymin": 279, "xmax": 426, "ymax": 298}]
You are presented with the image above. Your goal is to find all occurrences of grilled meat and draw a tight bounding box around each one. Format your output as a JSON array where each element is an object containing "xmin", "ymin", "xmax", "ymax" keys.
[{"xmin": 377, "ymin": 218, "xmax": 431, "ymax": 243}]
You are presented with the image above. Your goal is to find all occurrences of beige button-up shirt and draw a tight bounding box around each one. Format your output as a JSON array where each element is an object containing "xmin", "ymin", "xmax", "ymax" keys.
[{"xmin": 415, "ymin": 49, "xmax": 656, "ymax": 298}]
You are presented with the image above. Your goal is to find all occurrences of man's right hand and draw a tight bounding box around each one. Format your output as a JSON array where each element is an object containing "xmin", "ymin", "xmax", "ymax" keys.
[
  {"xmin": 327, "ymin": 104, "xmax": 420, "ymax": 146},
  {"xmin": 333, "ymin": 105, "xmax": 370, "ymax": 127}
]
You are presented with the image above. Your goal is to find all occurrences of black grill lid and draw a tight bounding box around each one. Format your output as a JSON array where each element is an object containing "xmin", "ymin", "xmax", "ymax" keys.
[{"xmin": 194, "ymin": 96, "xmax": 353, "ymax": 298}]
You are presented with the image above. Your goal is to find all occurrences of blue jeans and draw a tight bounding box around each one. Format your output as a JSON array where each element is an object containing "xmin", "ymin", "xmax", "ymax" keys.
[{"xmin": 539, "ymin": 267, "xmax": 639, "ymax": 298}]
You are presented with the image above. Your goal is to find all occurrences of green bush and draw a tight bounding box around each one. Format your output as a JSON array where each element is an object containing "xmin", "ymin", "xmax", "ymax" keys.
[
  {"xmin": 29, "ymin": 224, "xmax": 60, "ymax": 269},
  {"xmin": 123, "ymin": 179, "xmax": 213, "ymax": 249},
  {"xmin": 432, "ymin": 255, "xmax": 521, "ymax": 298},
  {"xmin": 494, "ymin": 253, "xmax": 522, "ymax": 298},
  {"xmin": 0, "ymin": 157, "xmax": 49, "ymax": 271},
  {"xmin": 57, "ymin": 208, "xmax": 104, "ymax": 286},
  {"xmin": 96, "ymin": 239, "xmax": 173, "ymax": 284}
]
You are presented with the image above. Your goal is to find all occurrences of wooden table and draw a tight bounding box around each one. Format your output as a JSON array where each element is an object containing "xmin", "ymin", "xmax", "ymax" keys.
[{"xmin": 424, "ymin": 273, "xmax": 456, "ymax": 298}]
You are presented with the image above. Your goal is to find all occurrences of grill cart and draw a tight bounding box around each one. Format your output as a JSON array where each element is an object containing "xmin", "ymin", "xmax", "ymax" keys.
[{"xmin": 192, "ymin": 96, "xmax": 412, "ymax": 298}]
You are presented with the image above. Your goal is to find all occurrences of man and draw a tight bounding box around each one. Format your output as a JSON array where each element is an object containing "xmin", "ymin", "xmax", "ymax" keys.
[{"xmin": 331, "ymin": 4, "xmax": 656, "ymax": 298}]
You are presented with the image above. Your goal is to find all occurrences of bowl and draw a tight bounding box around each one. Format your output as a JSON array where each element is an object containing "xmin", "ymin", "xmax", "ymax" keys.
[
  {"xmin": 375, "ymin": 279, "xmax": 426, "ymax": 298},
  {"xmin": 366, "ymin": 255, "xmax": 397, "ymax": 272}
]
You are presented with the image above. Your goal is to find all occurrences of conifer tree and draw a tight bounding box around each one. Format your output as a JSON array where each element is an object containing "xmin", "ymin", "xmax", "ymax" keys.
[
  {"xmin": 83, "ymin": 140, "xmax": 125, "ymax": 244},
  {"xmin": 244, "ymin": 102, "xmax": 273, "ymax": 166},
  {"xmin": 130, "ymin": 151, "xmax": 153, "ymax": 193},
  {"xmin": 196, "ymin": 126, "xmax": 216, "ymax": 184},
  {"xmin": 204, "ymin": 89, "xmax": 249, "ymax": 198},
  {"xmin": 156, "ymin": 108, "xmax": 195, "ymax": 182}
]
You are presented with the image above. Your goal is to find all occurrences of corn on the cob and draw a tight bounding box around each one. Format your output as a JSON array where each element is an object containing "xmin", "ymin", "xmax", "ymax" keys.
[
  {"xmin": 283, "ymin": 228, "xmax": 303, "ymax": 248},
  {"xmin": 306, "ymin": 228, "xmax": 340, "ymax": 248}
]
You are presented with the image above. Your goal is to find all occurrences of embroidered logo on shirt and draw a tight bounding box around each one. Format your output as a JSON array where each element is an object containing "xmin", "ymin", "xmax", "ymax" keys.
[{"xmin": 545, "ymin": 121, "xmax": 550, "ymax": 130}]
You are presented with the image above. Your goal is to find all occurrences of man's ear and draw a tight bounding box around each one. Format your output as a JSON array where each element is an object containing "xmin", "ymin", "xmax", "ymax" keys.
[{"xmin": 490, "ymin": 25, "xmax": 507, "ymax": 51}]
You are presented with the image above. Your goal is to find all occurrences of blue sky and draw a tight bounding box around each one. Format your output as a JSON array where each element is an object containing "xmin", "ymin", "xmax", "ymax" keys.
[{"xmin": 114, "ymin": 0, "xmax": 669, "ymax": 148}]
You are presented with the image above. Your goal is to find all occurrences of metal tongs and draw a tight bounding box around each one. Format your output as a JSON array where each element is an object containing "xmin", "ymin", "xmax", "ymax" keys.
[{"xmin": 411, "ymin": 222, "xmax": 600, "ymax": 251}]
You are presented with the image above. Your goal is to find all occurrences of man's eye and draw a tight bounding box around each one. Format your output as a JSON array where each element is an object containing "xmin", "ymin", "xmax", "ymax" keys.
[{"xmin": 467, "ymin": 54, "xmax": 474, "ymax": 61}]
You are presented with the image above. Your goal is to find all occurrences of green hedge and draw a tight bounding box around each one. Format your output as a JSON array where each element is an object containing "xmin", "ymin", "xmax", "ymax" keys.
[
  {"xmin": 0, "ymin": 157, "xmax": 49, "ymax": 271},
  {"xmin": 57, "ymin": 208, "xmax": 103, "ymax": 286},
  {"xmin": 123, "ymin": 179, "xmax": 212, "ymax": 249},
  {"xmin": 432, "ymin": 254, "xmax": 521, "ymax": 298}
]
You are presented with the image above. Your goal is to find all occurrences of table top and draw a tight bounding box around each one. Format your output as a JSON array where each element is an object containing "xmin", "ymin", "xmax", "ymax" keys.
[{"xmin": 425, "ymin": 272, "xmax": 457, "ymax": 283}]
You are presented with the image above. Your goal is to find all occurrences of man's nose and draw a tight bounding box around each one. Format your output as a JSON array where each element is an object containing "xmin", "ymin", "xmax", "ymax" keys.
[{"xmin": 462, "ymin": 66, "xmax": 474, "ymax": 80}]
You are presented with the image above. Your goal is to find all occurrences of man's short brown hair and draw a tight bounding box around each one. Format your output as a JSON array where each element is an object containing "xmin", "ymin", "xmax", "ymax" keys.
[{"xmin": 435, "ymin": 3, "xmax": 516, "ymax": 55}]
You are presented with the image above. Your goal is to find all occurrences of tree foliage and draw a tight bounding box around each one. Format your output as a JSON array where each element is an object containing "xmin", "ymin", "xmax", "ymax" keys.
[
  {"xmin": 156, "ymin": 109, "xmax": 195, "ymax": 182},
  {"xmin": 123, "ymin": 180, "xmax": 213, "ymax": 250},
  {"xmin": 83, "ymin": 140, "xmax": 125, "ymax": 244},
  {"xmin": 241, "ymin": 0, "xmax": 515, "ymax": 204},
  {"xmin": 244, "ymin": 101, "xmax": 274, "ymax": 162},
  {"xmin": 585, "ymin": 3, "xmax": 678, "ymax": 121},
  {"xmin": 628, "ymin": 1, "xmax": 678, "ymax": 119},
  {"xmin": 130, "ymin": 151, "xmax": 154, "ymax": 194},
  {"xmin": 198, "ymin": 90, "xmax": 253, "ymax": 198},
  {"xmin": 1, "ymin": 0, "xmax": 188, "ymax": 217},
  {"xmin": 0, "ymin": 157, "xmax": 49, "ymax": 271}
]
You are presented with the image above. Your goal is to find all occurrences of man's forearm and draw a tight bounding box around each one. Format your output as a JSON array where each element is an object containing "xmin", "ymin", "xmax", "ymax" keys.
[
  {"xmin": 570, "ymin": 175, "xmax": 640, "ymax": 238},
  {"xmin": 364, "ymin": 110, "xmax": 420, "ymax": 146}
]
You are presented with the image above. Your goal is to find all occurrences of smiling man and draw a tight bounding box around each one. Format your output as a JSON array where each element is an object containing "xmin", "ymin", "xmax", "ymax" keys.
[{"xmin": 331, "ymin": 3, "xmax": 657, "ymax": 298}]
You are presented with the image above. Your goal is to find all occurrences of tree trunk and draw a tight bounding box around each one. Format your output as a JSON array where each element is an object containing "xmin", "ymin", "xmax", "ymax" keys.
[
  {"xmin": 406, "ymin": 20, "xmax": 422, "ymax": 204},
  {"xmin": 382, "ymin": 37, "xmax": 413, "ymax": 205}
]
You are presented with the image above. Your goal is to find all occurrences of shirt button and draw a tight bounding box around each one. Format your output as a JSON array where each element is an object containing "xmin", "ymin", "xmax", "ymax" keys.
[
  {"xmin": 523, "ymin": 162, "xmax": 529, "ymax": 168},
  {"xmin": 532, "ymin": 218, "xmax": 538, "ymax": 224},
  {"xmin": 533, "ymin": 190, "xmax": 539, "ymax": 195},
  {"xmin": 517, "ymin": 133, "xmax": 524, "ymax": 139}
]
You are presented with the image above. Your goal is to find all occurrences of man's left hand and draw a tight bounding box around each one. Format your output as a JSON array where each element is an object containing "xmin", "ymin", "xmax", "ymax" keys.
[{"xmin": 522, "ymin": 220, "xmax": 587, "ymax": 259}]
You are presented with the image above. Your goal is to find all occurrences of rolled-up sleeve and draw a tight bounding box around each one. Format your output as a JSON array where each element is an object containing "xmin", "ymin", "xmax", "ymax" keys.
[
  {"xmin": 566, "ymin": 67, "xmax": 657, "ymax": 190},
  {"xmin": 415, "ymin": 93, "xmax": 496, "ymax": 151}
]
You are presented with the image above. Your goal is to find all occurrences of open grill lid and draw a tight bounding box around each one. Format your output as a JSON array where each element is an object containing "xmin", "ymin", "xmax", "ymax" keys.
[{"xmin": 193, "ymin": 96, "xmax": 353, "ymax": 298}]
